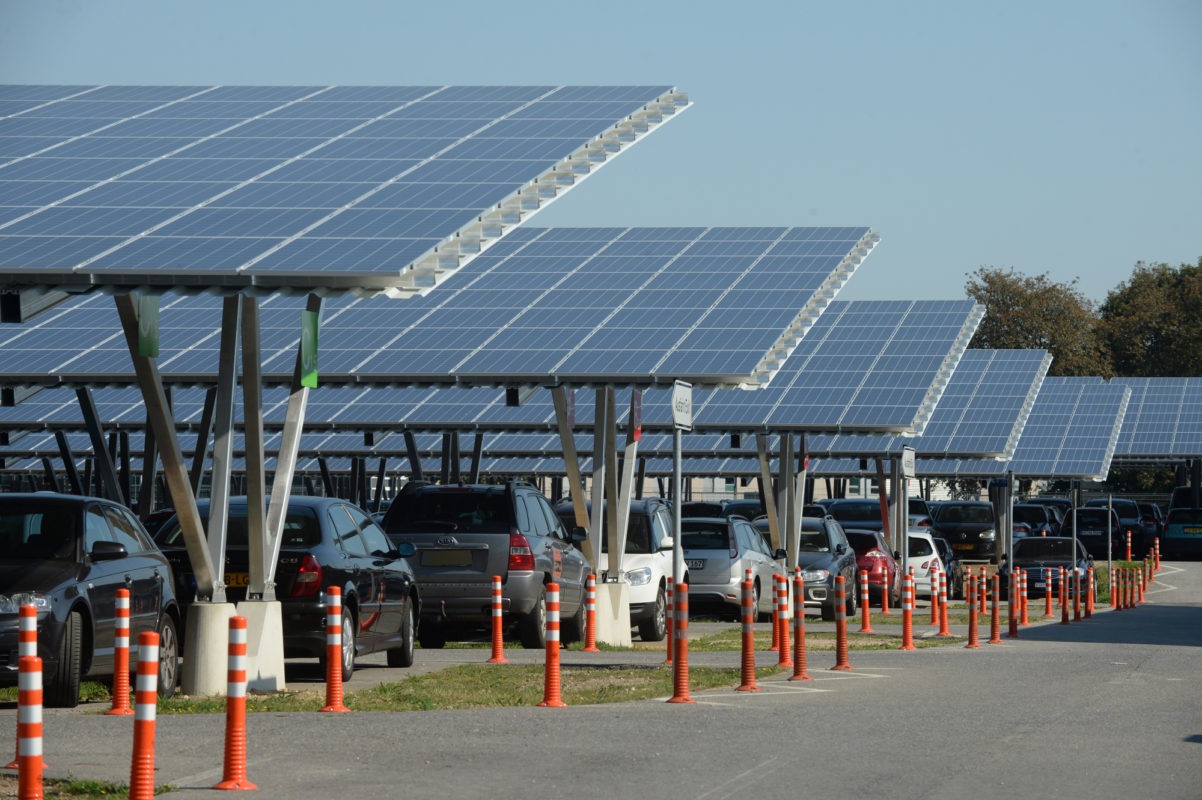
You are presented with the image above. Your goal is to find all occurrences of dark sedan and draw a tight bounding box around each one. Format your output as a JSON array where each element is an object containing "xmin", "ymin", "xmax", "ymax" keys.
[
  {"xmin": 795, "ymin": 516, "xmax": 860, "ymax": 621},
  {"xmin": 1084, "ymin": 498, "xmax": 1154, "ymax": 558},
  {"xmin": 1012, "ymin": 504, "xmax": 1060, "ymax": 537},
  {"xmin": 999, "ymin": 537, "xmax": 1092, "ymax": 598},
  {"xmin": 0, "ymin": 493, "xmax": 182, "ymax": 707},
  {"xmin": 1060, "ymin": 507, "xmax": 1123, "ymax": 559},
  {"xmin": 931, "ymin": 501, "xmax": 998, "ymax": 563},
  {"xmin": 155, "ymin": 496, "xmax": 419, "ymax": 677}
]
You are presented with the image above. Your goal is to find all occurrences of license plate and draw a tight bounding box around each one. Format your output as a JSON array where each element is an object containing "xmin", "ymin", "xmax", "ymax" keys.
[
  {"xmin": 225, "ymin": 572, "xmax": 249, "ymax": 588},
  {"xmin": 1033, "ymin": 582, "xmax": 1046, "ymax": 589},
  {"xmin": 1079, "ymin": 530, "xmax": 1101, "ymax": 536},
  {"xmin": 1184, "ymin": 527, "xmax": 1202, "ymax": 535},
  {"xmin": 421, "ymin": 550, "xmax": 473, "ymax": 567},
  {"xmin": 952, "ymin": 543, "xmax": 973, "ymax": 551},
  {"xmin": 685, "ymin": 559, "xmax": 705, "ymax": 569}
]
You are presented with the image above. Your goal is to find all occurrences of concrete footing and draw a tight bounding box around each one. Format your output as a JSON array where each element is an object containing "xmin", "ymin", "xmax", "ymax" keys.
[
  {"xmin": 594, "ymin": 581, "xmax": 632, "ymax": 647},
  {"xmin": 236, "ymin": 599, "xmax": 287, "ymax": 692},
  {"xmin": 181, "ymin": 601, "xmax": 235, "ymax": 696}
]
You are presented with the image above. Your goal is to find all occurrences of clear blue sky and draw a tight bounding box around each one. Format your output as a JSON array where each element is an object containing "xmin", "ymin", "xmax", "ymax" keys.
[{"xmin": 2, "ymin": 0, "xmax": 1198, "ymax": 305}]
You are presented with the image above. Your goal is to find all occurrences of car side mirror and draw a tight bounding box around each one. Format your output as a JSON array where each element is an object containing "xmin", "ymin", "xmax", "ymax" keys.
[
  {"xmin": 659, "ymin": 535, "xmax": 674, "ymax": 551},
  {"xmin": 90, "ymin": 540, "xmax": 128, "ymax": 561},
  {"xmin": 774, "ymin": 548, "xmax": 787, "ymax": 560},
  {"xmin": 893, "ymin": 551, "xmax": 901, "ymax": 560},
  {"xmin": 835, "ymin": 543, "xmax": 847, "ymax": 555},
  {"xmin": 571, "ymin": 526, "xmax": 587, "ymax": 543},
  {"xmin": 394, "ymin": 542, "xmax": 417, "ymax": 559}
]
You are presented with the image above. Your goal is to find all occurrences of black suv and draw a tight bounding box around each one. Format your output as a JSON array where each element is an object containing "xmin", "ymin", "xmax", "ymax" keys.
[{"xmin": 382, "ymin": 482, "xmax": 590, "ymax": 649}]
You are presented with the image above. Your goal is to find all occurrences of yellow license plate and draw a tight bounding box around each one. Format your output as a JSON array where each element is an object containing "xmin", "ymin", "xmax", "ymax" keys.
[
  {"xmin": 953, "ymin": 543, "xmax": 973, "ymax": 551},
  {"xmin": 225, "ymin": 572, "xmax": 250, "ymax": 587}
]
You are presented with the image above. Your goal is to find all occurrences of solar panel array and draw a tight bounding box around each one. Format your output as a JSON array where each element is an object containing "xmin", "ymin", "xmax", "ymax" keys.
[
  {"xmin": 0, "ymin": 226, "xmax": 878, "ymax": 389},
  {"xmin": 1109, "ymin": 377, "xmax": 1202, "ymax": 461},
  {"xmin": 807, "ymin": 349, "xmax": 1052, "ymax": 459},
  {"xmin": 0, "ymin": 85, "xmax": 686, "ymax": 298}
]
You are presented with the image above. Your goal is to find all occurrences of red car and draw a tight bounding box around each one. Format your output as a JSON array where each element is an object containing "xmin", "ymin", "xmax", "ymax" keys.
[{"xmin": 844, "ymin": 528, "xmax": 900, "ymax": 606}]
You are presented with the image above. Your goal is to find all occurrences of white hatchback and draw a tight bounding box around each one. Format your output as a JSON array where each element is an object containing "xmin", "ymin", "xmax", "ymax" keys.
[{"xmin": 907, "ymin": 529, "xmax": 946, "ymax": 599}]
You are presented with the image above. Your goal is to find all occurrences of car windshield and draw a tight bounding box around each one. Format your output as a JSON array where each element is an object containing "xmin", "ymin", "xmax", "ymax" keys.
[
  {"xmin": 1169, "ymin": 509, "xmax": 1202, "ymax": 524},
  {"xmin": 1014, "ymin": 539, "xmax": 1075, "ymax": 560},
  {"xmin": 556, "ymin": 510, "xmax": 653, "ymax": 553},
  {"xmin": 157, "ymin": 509, "xmax": 320, "ymax": 549},
  {"xmin": 1073, "ymin": 509, "xmax": 1111, "ymax": 526},
  {"xmin": 845, "ymin": 531, "xmax": 880, "ymax": 554},
  {"xmin": 1012, "ymin": 507, "xmax": 1046, "ymax": 525},
  {"xmin": 392, "ymin": 490, "xmax": 510, "ymax": 533},
  {"xmin": 829, "ymin": 502, "xmax": 879, "ymax": 522},
  {"xmin": 798, "ymin": 530, "xmax": 831, "ymax": 552},
  {"xmin": 0, "ymin": 504, "xmax": 78, "ymax": 560},
  {"xmin": 680, "ymin": 521, "xmax": 730, "ymax": 550},
  {"xmin": 936, "ymin": 504, "xmax": 993, "ymax": 523},
  {"xmin": 908, "ymin": 537, "xmax": 933, "ymax": 557}
]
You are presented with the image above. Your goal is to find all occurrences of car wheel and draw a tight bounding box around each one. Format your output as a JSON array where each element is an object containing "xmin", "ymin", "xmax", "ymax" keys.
[
  {"xmin": 638, "ymin": 585, "xmax": 667, "ymax": 642},
  {"xmin": 387, "ymin": 598, "xmax": 415, "ymax": 668},
  {"xmin": 45, "ymin": 610, "xmax": 82, "ymax": 709},
  {"xmin": 564, "ymin": 590, "xmax": 587, "ymax": 644},
  {"xmin": 821, "ymin": 601, "xmax": 836, "ymax": 622},
  {"xmin": 417, "ymin": 622, "xmax": 446, "ymax": 649},
  {"xmin": 518, "ymin": 590, "xmax": 547, "ymax": 649},
  {"xmin": 157, "ymin": 613, "xmax": 180, "ymax": 698},
  {"xmin": 322, "ymin": 609, "xmax": 357, "ymax": 679},
  {"xmin": 845, "ymin": 578, "xmax": 857, "ymax": 617}
]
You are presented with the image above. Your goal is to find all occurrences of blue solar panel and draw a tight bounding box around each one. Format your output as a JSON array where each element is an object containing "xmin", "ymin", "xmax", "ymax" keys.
[
  {"xmin": 1109, "ymin": 378, "xmax": 1202, "ymax": 460},
  {"xmin": 0, "ymin": 85, "xmax": 686, "ymax": 297},
  {"xmin": 0, "ymin": 226, "xmax": 877, "ymax": 389}
]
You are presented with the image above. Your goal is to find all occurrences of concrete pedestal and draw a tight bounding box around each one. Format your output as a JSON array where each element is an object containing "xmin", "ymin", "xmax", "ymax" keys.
[
  {"xmin": 181, "ymin": 602, "xmax": 235, "ymax": 696},
  {"xmin": 593, "ymin": 581, "xmax": 632, "ymax": 647},
  {"xmin": 236, "ymin": 600, "xmax": 287, "ymax": 692}
]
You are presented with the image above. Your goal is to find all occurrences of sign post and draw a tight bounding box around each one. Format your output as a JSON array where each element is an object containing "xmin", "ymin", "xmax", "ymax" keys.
[{"xmin": 671, "ymin": 381, "xmax": 692, "ymax": 586}]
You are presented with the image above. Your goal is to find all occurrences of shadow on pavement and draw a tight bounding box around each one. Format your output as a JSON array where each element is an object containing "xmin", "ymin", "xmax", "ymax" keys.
[{"xmin": 1013, "ymin": 604, "xmax": 1202, "ymax": 648}]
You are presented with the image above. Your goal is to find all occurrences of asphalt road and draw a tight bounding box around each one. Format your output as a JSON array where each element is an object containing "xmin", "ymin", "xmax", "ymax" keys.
[{"xmin": 7, "ymin": 561, "xmax": 1200, "ymax": 799}]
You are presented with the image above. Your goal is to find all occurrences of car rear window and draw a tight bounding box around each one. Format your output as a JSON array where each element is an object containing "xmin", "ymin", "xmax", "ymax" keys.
[
  {"xmin": 1013, "ymin": 507, "xmax": 1047, "ymax": 525},
  {"xmin": 845, "ymin": 530, "xmax": 879, "ymax": 554},
  {"xmin": 0, "ymin": 503, "xmax": 79, "ymax": 560},
  {"xmin": 391, "ymin": 490, "xmax": 511, "ymax": 533},
  {"xmin": 935, "ymin": 503, "xmax": 994, "ymax": 523},
  {"xmin": 156, "ymin": 509, "xmax": 320, "ymax": 549},
  {"xmin": 908, "ymin": 537, "xmax": 933, "ymax": 557},
  {"xmin": 829, "ymin": 502, "xmax": 880, "ymax": 522},
  {"xmin": 1168, "ymin": 509, "xmax": 1202, "ymax": 525},
  {"xmin": 681, "ymin": 521, "xmax": 730, "ymax": 550},
  {"xmin": 1073, "ymin": 509, "xmax": 1112, "ymax": 526},
  {"xmin": 1015, "ymin": 539, "xmax": 1075, "ymax": 559}
]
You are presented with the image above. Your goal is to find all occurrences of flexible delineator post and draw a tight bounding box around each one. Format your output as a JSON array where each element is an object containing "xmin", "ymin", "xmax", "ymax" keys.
[
  {"xmin": 320, "ymin": 587, "xmax": 350, "ymax": 713},
  {"xmin": 880, "ymin": 567, "xmax": 892, "ymax": 615},
  {"xmin": 988, "ymin": 574, "xmax": 1002, "ymax": 644},
  {"xmin": 1073, "ymin": 569, "xmax": 1082, "ymax": 621},
  {"xmin": 107, "ymin": 589, "xmax": 134, "ymax": 716},
  {"xmin": 776, "ymin": 574, "xmax": 792, "ymax": 667},
  {"xmin": 538, "ymin": 583, "xmax": 567, "ymax": 707},
  {"xmin": 937, "ymin": 571, "xmax": 952, "ymax": 637},
  {"xmin": 736, "ymin": 577, "xmax": 760, "ymax": 692},
  {"xmin": 1007, "ymin": 571, "xmax": 1020, "ymax": 639},
  {"xmin": 1043, "ymin": 569, "xmax": 1056, "ymax": 619},
  {"xmin": 858, "ymin": 569, "xmax": 874, "ymax": 634},
  {"xmin": 214, "ymin": 616, "xmax": 257, "ymax": 791},
  {"xmin": 1154, "ymin": 538, "xmax": 1161, "ymax": 572},
  {"xmin": 487, "ymin": 575, "xmax": 508, "ymax": 663},
  {"xmin": 1110, "ymin": 566, "xmax": 1118, "ymax": 609},
  {"xmin": 8, "ymin": 605, "xmax": 38, "ymax": 771},
  {"xmin": 769, "ymin": 574, "xmax": 781, "ymax": 653},
  {"xmin": 129, "ymin": 631, "xmax": 160, "ymax": 800},
  {"xmin": 1019, "ymin": 569, "xmax": 1030, "ymax": 626},
  {"xmin": 1085, "ymin": 567, "xmax": 1094, "ymax": 618},
  {"xmin": 929, "ymin": 568, "xmax": 940, "ymax": 626},
  {"xmin": 899, "ymin": 574, "xmax": 917, "ymax": 651},
  {"xmin": 790, "ymin": 573, "xmax": 814, "ymax": 678},
  {"xmin": 831, "ymin": 576, "xmax": 853, "ymax": 671},
  {"xmin": 667, "ymin": 583, "xmax": 694, "ymax": 703},
  {"xmin": 979, "ymin": 566, "xmax": 987, "ymax": 617},
  {"xmin": 1125, "ymin": 531, "xmax": 1132, "ymax": 562},
  {"xmin": 17, "ymin": 655, "xmax": 42, "ymax": 800},
  {"xmin": 664, "ymin": 578, "xmax": 674, "ymax": 665},
  {"xmin": 965, "ymin": 573, "xmax": 980, "ymax": 649},
  {"xmin": 582, "ymin": 573, "xmax": 600, "ymax": 652}
]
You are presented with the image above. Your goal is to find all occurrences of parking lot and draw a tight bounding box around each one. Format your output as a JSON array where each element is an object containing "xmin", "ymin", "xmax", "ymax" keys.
[{"xmin": 6, "ymin": 560, "xmax": 1198, "ymax": 800}]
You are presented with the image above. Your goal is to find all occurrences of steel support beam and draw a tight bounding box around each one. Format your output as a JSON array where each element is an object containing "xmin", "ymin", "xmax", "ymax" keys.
[
  {"xmin": 589, "ymin": 389, "xmax": 607, "ymax": 572},
  {"xmin": 75, "ymin": 387, "xmax": 123, "ymax": 503},
  {"xmin": 54, "ymin": 430, "xmax": 83, "ymax": 496},
  {"xmin": 318, "ymin": 458, "xmax": 334, "ymax": 497},
  {"xmin": 469, "ymin": 434, "xmax": 483, "ymax": 485},
  {"xmin": 552, "ymin": 387, "xmax": 592, "ymax": 566},
  {"xmin": 756, "ymin": 434, "xmax": 782, "ymax": 553},
  {"xmin": 205, "ymin": 295, "xmax": 243, "ymax": 604},
  {"xmin": 403, "ymin": 431, "xmax": 423, "ymax": 482},
  {"xmin": 190, "ymin": 387, "xmax": 217, "ymax": 496},
  {"xmin": 241, "ymin": 297, "xmax": 270, "ymax": 600},
  {"xmin": 373, "ymin": 458, "xmax": 387, "ymax": 510},
  {"xmin": 136, "ymin": 406, "xmax": 159, "ymax": 518},
  {"xmin": 39, "ymin": 456, "xmax": 59, "ymax": 492}
]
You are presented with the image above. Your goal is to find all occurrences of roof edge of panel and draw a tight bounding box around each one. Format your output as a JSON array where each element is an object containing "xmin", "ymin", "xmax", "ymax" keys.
[
  {"xmin": 899, "ymin": 302, "xmax": 986, "ymax": 438},
  {"xmin": 997, "ymin": 350, "xmax": 1053, "ymax": 462}
]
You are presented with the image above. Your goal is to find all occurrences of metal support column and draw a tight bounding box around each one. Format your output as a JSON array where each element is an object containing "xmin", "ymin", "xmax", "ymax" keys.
[
  {"xmin": 318, "ymin": 458, "xmax": 334, "ymax": 497},
  {"xmin": 373, "ymin": 459, "xmax": 387, "ymax": 510},
  {"xmin": 469, "ymin": 433, "xmax": 483, "ymax": 485},
  {"xmin": 552, "ymin": 387, "xmax": 592, "ymax": 566},
  {"xmin": 54, "ymin": 430, "xmax": 84, "ymax": 496},
  {"xmin": 403, "ymin": 431, "xmax": 424, "ymax": 483},
  {"xmin": 190, "ymin": 387, "xmax": 217, "ymax": 496},
  {"xmin": 136, "ymin": 409, "xmax": 159, "ymax": 517},
  {"xmin": 589, "ymin": 389, "xmax": 607, "ymax": 571},
  {"xmin": 39, "ymin": 457, "xmax": 59, "ymax": 492},
  {"xmin": 206, "ymin": 295, "xmax": 243, "ymax": 605},
  {"xmin": 756, "ymin": 434, "xmax": 782, "ymax": 553},
  {"xmin": 75, "ymin": 387, "xmax": 123, "ymax": 503},
  {"xmin": 892, "ymin": 458, "xmax": 907, "ymax": 575},
  {"xmin": 241, "ymin": 297, "xmax": 269, "ymax": 600}
]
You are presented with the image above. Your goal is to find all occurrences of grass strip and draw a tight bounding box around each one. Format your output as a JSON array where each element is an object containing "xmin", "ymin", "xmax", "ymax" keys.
[{"xmin": 0, "ymin": 776, "xmax": 173, "ymax": 797}]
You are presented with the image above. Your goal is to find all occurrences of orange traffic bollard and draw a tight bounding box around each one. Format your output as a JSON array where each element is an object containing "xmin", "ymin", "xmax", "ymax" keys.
[
  {"xmin": 965, "ymin": 573, "xmax": 980, "ymax": 649},
  {"xmin": 8, "ymin": 604, "xmax": 37, "ymax": 771},
  {"xmin": 880, "ymin": 568, "xmax": 892, "ymax": 615},
  {"xmin": 1006, "ymin": 571, "xmax": 1020, "ymax": 639},
  {"xmin": 1061, "ymin": 569, "xmax": 1071, "ymax": 624},
  {"xmin": 736, "ymin": 577, "xmax": 761, "ymax": 692},
  {"xmin": 107, "ymin": 589, "xmax": 134, "ymax": 716},
  {"xmin": 858, "ymin": 569, "xmax": 874, "ymax": 633},
  {"xmin": 667, "ymin": 583, "xmax": 695, "ymax": 703},
  {"xmin": 1043, "ymin": 569, "xmax": 1056, "ymax": 618},
  {"xmin": 487, "ymin": 575, "xmax": 508, "ymax": 663},
  {"xmin": 831, "ymin": 575, "xmax": 853, "ymax": 670},
  {"xmin": 769, "ymin": 574, "xmax": 781, "ymax": 652},
  {"xmin": 538, "ymin": 583, "xmax": 567, "ymax": 707},
  {"xmin": 664, "ymin": 578, "xmax": 674, "ymax": 665},
  {"xmin": 320, "ymin": 587, "xmax": 350, "ymax": 713},
  {"xmin": 929, "ymin": 568, "xmax": 940, "ymax": 626},
  {"xmin": 979, "ymin": 566, "xmax": 987, "ymax": 617},
  {"xmin": 1110, "ymin": 566, "xmax": 1118, "ymax": 608},
  {"xmin": 129, "ymin": 632, "xmax": 159, "ymax": 800},
  {"xmin": 899, "ymin": 574, "xmax": 917, "ymax": 651},
  {"xmin": 1073, "ymin": 569, "xmax": 1082, "ymax": 621},
  {"xmin": 776, "ymin": 574, "xmax": 792, "ymax": 667},
  {"xmin": 1137, "ymin": 564, "xmax": 1145, "ymax": 604},
  {"xmin": 936, "ymin": 571, "xmax": 952, "ymax": 637},
  {"xmin": 215, "ymin": 616, "xmax": 257, "ymax": 791},
  {"xmin": 1085, "ymin": 567, "xmax": 1094, "ymax": 618},
  {"xmin": 1154, "ymin": 538, "xmax": 1161, "ymax": 571},
  {"xmin": 988, "ymin": 574, "xmax": 1002, "ymax": 644},
  {"xmin": 582, "ymin": 574, "xmax": 600, "ymax": 653},
  {"xmin": 17, "ymin": 655, "xmax": 42, "ymax": 800},
  {"xmin": 1125, "ymin": 531, "xmax": 1132, "ymax": 562},
  {"xmin": 790, "ymin": 573, "xmax": 814, "ymax": 679},
  {"xmin": 1019, "ymin": 569, "xmax": 1030, "ymax": 626}
]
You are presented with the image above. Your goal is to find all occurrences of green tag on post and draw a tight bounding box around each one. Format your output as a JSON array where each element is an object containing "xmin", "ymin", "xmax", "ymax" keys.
[
  {"xmin": 300, "ymin": 310, "xmax": 319, "ymax": 388},
  {"xmin": 137, "ymin": 295, "xmax": 159, "ymax": 358}
]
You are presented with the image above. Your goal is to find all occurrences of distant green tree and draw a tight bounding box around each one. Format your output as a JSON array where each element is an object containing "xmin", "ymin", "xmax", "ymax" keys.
[
  {"xmin": 964, "ymin": 267, "xmax": 1111, "ymax": 377},
  {"xmin": 1099, "ymin": 258, "xmax": 1202, "ymax": 377}
]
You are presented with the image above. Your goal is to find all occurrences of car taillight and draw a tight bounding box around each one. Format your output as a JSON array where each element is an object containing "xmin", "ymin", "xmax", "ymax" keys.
[
  {"xmin": 730, "ymin": 546, "xmax": 739, "ymax": 560},
  {"xmin": 865, "ymin": 549, "xmax": 886, "ymax": 559},
  {"xmin": 509, "ymin": 533, "xmax": 535, "ymax": 571},
  {"xmin": 291, "ymin": 554, "xmax": 322, "ymax": 598},
  {"xmin": 917, "ymin": 518, "xmax": 932, "ymax": 527}
]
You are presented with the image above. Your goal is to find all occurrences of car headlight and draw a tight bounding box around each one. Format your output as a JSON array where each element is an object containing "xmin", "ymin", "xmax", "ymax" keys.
[
  {"xmin": 626, "ymin": 567, "xmax": 653, "ymax": 587},
  {"xmin": 979, "ymin": 531, "xmax": 996, "ymax": 540},
  {"xmin": 801, "ymin": 569, "xmax": 830, "ymax": 582},
  {"xmin": 0, "ymin": 593, "xmax": 52, "ymax": 616}
]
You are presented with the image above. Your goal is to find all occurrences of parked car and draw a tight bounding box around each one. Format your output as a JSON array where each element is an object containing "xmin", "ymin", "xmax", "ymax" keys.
[
  {"xmin": 826, "ymin": 499, "xmax": 886, "ymax": 532},
  {"xmin": 679, "ymin": 501, "xmax": 725, "ymax": 518},
  {"xmin": 381, "ymin": 481, "xmax": 588, "ymax": 649},
  {"xmin": 140, "ymin": 508, "xmax": 176, "ymax": 537},
  {"xmin": 721, "ymin": 499, "xmax": 765, "ymax": 519},
  {"xmin": 1162, "ymin": 506, "xmax": 1202, "ymax": 559},
  {"xmin": 1059, "ymin": 506, "xmax": 1123, "ymax": 559},
  {"xmin": 0, "ymin": 493, "xmax": 182, "ymax": 707},
  {"xmin": 930, "ymin": 501, "xmax": 998, "ymax": 562},
  {"xmin": 907, "ymin": 530, "xmax": 946, "ymax": 599},
  {"xmin": 554, "ymin": 498, "xmax": 679, "ymax": 641},
  {"xmin": 1084, "ymin": 498, "xmax": 1153, "ymax": 558},
  {"xmin": 908, "ymin": 497, "xmax": 934, "ymax": 528},
  {"xmin": 1168, "ymin": 485, "xmax": 1201, "ymax": 511},
  {"xmin": 1138, "ymin": 503, "xmax": 1165, "ymax": 542},
  {"xmin": 932, "ymin": 537, "xmax": 966, "ymax": 599},
  {"xmin": 843, "ymin": 528, "xmax": 900, "ymax": 606},
  {"xmin": 999, "ymin": 537, "xmax": 1092, "ymax": 598},
  {"xmin": 156, "ymin": 496, "xmax": 419, "ymax": 677},
  {"xmin": 1012, "ymin": 503, "xmax": 1060, "ymax": 537},
  {"xmin": 680, "ymin": 516, "xmax": 782, "ymax": 619},
  {"xmin": 795, "ymin": 516, "xmax": 860, "ymax": 620},
  {"xmin": 1026, "ymin": 497, "xmax": 1072, "ymax": 524}
]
